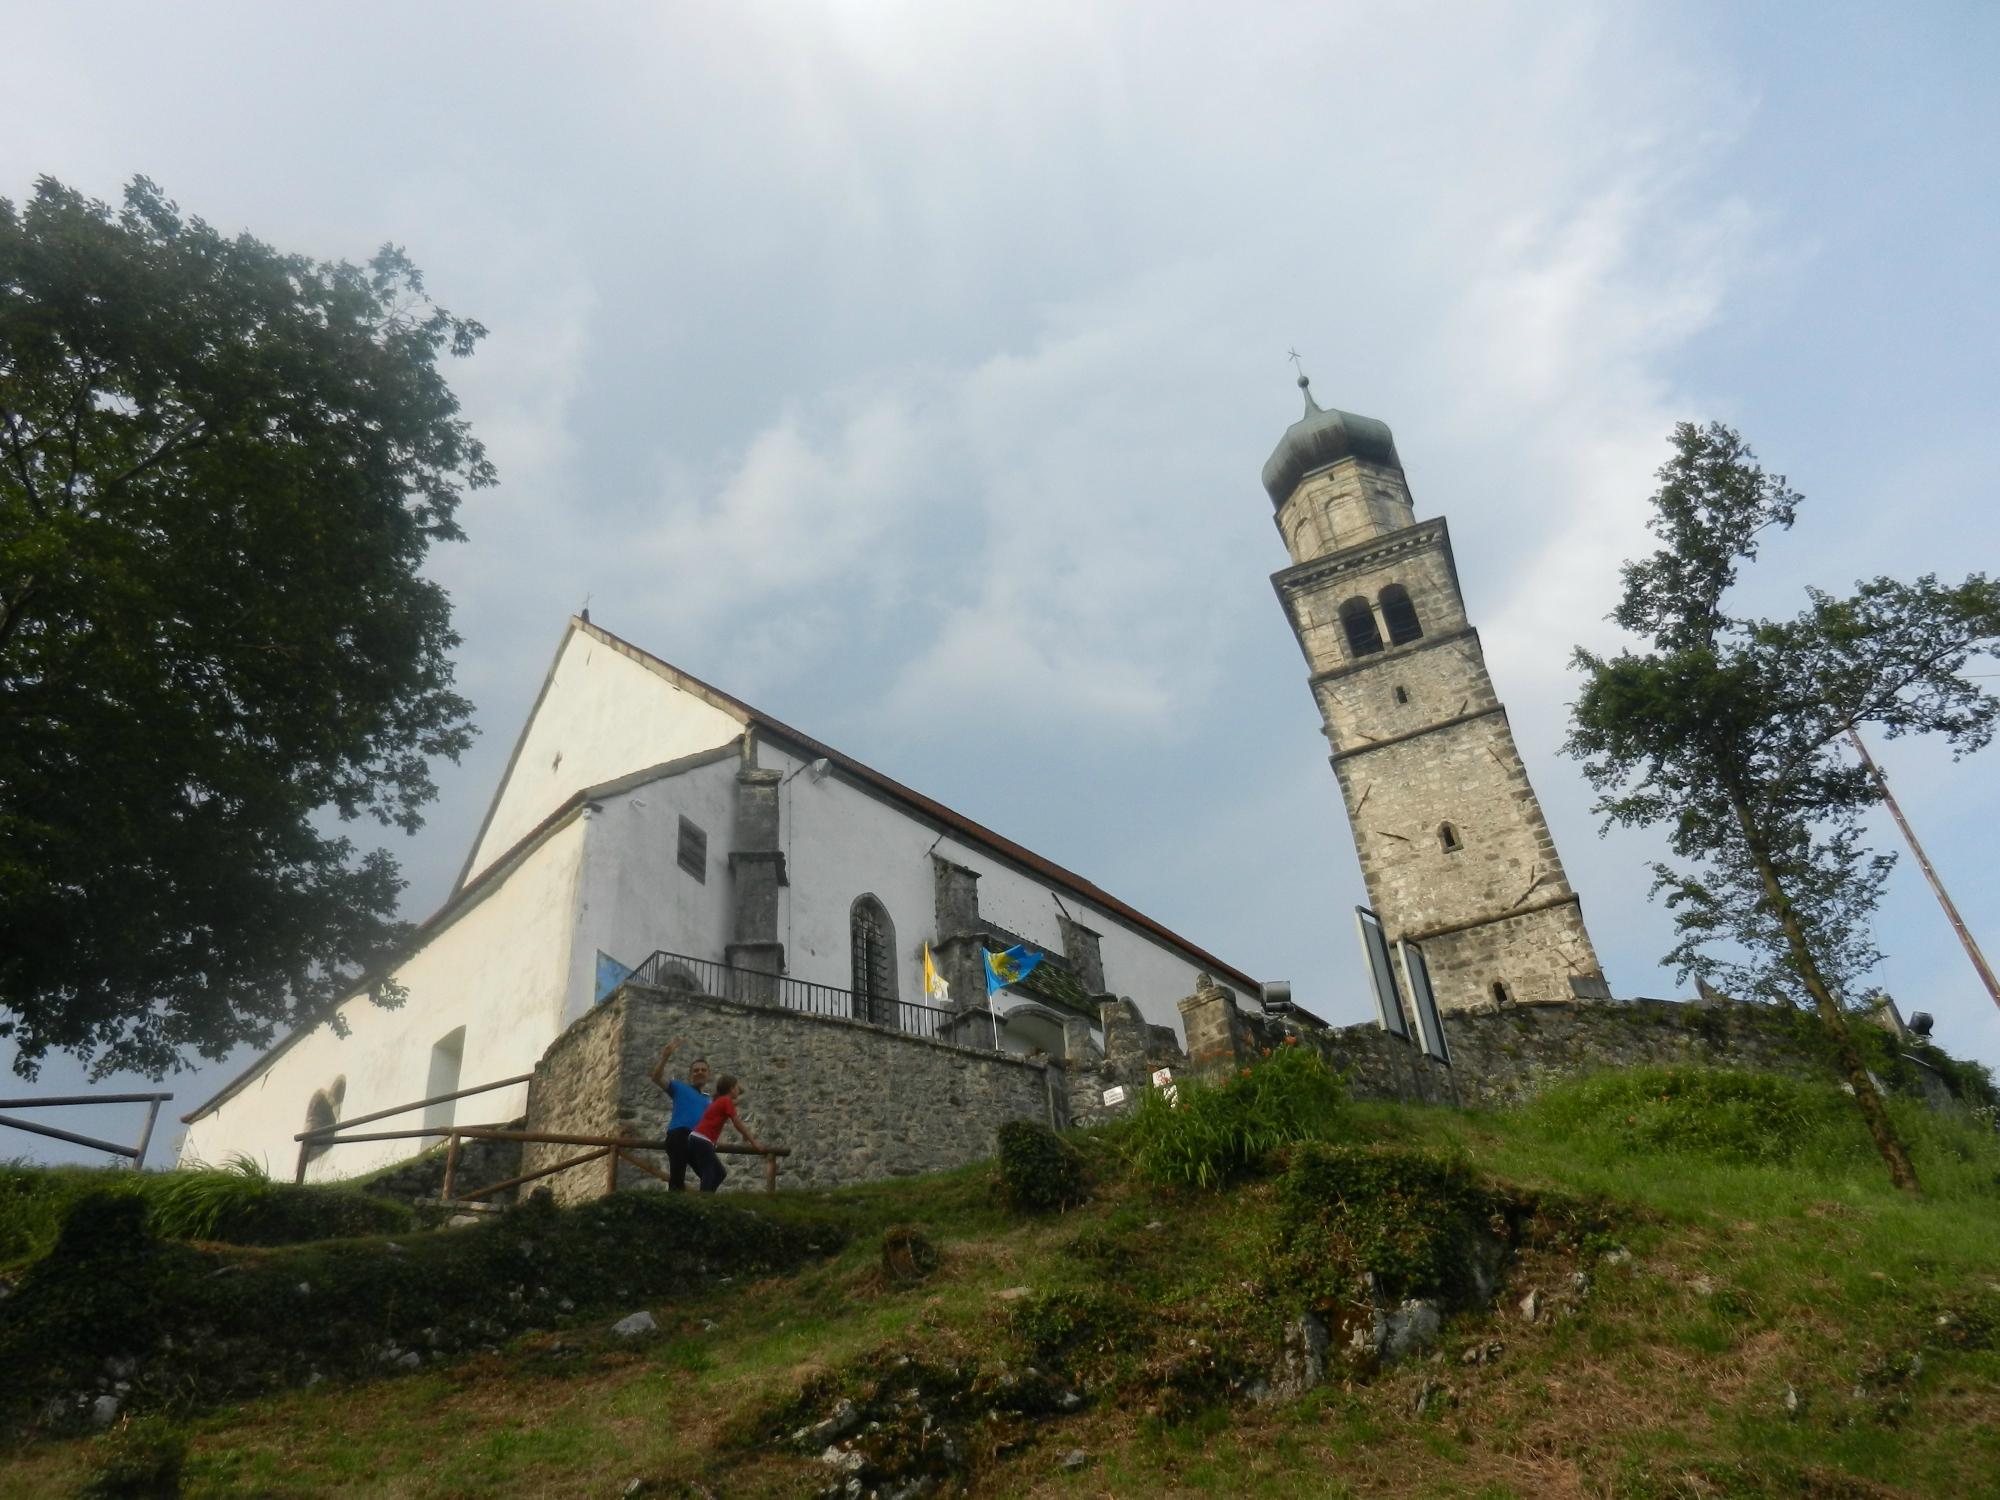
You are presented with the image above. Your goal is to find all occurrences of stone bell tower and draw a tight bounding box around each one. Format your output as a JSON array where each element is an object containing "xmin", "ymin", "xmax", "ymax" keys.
[{"xmin": 1265, "ymin": 375, "xmax": 1605, "ymax": 1012}]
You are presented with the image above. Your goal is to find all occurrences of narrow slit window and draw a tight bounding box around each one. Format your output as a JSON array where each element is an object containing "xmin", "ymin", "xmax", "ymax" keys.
[
  {"xmin": 1340, "ymin": 597, "xmax": 1384, "ymax": 658},
  {"xmin": 1379, "ymin": 583, "xmax": 1423, "ymax": 645},
  {"xmin": 1492, "ymin": 980, "xmax": 1511, "ymax": 1005},
  {"xmin": 1394, "ymin": 685, "xmax": 1409, "ymax": 705},
  {"xmin": 1439, "ymin": 822, "xmax": 1461, "ymax": 852},
  {"xmin": 423, "ymin": 1030, "xmax": 465, "ymax": 1130},
  {"xmin": 677, "ymin": 815, "xmax": 707, "ymax": 882}
]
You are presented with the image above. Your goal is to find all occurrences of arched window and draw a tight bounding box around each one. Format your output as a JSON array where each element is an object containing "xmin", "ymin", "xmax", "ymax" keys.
[
  {"xmin": 1438, "ymin": 822, "xmax": 1461, "ymax": 853},
  {"xmin": 1340, "ymin": 597, "xmax": 1384, "ymax": 657},
  {"xmin": 1491, "ymin": 980, "xmax": 1512, "ymax": 1005},
  {"xmin": 850, "ymin": 895, "xmax": 899, "ymax": 1026},
  {"xmin": 1380, "ymin": 584, "xmax": 1423, "ymax": 645}
]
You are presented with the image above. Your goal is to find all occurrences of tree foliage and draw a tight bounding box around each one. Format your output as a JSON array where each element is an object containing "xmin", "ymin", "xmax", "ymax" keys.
[
  {"xmin": 1567, "ymin": 422, "xmax": 2000, "ymax": 1188},
  {"xmin": 0, "ymin": 176, "xmax": 491, "ymax": 1078}
]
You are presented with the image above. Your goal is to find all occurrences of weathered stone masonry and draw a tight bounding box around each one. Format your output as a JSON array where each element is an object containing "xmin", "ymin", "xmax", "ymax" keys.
[
  {"xmin": 523, "ymin": 983, "xmax": 1058, "ymax": 1202},
  {"xmin": 1263, "ymin": 382, "xmax": 1606, "ymax": 1013}
]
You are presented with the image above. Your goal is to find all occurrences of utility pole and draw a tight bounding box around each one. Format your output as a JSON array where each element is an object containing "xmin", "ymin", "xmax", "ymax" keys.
[{"xmin": 1846, "ymin": 723, "xmax": 2000, "ymax": 1013}]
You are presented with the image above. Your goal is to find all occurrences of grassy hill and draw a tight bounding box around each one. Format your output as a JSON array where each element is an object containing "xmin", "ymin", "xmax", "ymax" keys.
[{"xmin": 4, "ymin": 1060, "xmax": 1999, "ymax": 1499}]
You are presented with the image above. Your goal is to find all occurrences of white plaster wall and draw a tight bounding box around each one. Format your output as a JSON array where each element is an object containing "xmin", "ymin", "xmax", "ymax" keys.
[
  {"xmin": 764, "ymin": 744, "xmax": 1253, "ymax": 1039},
  {"xmin": 466, "ymin": 626, "xmax": 743, "ymax": 880},
  {"xmin": 179, "ymin": 819, "xmax": 589, "ymax": 1181},
  {"xmin": 563, "ymin": 758, "xmax": 742, "ymax": 1027}
]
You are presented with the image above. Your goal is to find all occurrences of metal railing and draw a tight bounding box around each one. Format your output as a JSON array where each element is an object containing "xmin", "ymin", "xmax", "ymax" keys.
[
  {"xmin": 293, "ymin": 1073, "xmax": 791, "ymax": 1196},
  {"xmin": 626, "ymin": 949, "xmax": 998, "ymax": 1049},
  {"xmin": 0, "ymin": 1092, "xmax": 174, "ymax": 1168}
]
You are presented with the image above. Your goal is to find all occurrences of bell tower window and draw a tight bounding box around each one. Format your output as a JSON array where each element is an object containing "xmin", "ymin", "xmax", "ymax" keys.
[
  {"xmin": 1380, "ymin": 584, "xmax": 1423, "ymax": 645},
  {"xmin": 1340, "ymin": 597, "xmax": 1384, "ymax": 657}
]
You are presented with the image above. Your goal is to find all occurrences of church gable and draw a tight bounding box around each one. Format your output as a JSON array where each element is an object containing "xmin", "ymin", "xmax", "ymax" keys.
[{"xmin": 459, "ymin": 620, "xmax": 747, "ymax": 886}]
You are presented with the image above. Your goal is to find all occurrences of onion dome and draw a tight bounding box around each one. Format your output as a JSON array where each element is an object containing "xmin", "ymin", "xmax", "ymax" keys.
[{"xmin": 1261, "ymin": 374, "xmax": 1401, "ymax": 507}]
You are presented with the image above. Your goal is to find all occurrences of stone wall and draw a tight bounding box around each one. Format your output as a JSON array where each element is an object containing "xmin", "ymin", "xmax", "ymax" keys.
[
  {"xmin": 523, "ymin": 982, "xmax": 1059, "ymax": 1202},
  {"xmin": 1242, "ymin": 996, "xmax": 1967, "ymax": 1111}
]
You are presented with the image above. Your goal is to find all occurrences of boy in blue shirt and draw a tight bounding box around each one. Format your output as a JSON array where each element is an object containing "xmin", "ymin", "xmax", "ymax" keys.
[{"xmin": 649, "ymin": 1038, "xmax": 712, "ymax": 1191}]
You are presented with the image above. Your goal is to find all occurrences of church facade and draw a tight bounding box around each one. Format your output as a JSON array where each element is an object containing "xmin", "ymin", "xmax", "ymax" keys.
[
  {"xmin": 1263, "ymin": 378, "xmax": 1606, "ymax": 1012},
  {"xmin": 178, "ymin": 618, "xmax": 1260, "ymax": 1179}
]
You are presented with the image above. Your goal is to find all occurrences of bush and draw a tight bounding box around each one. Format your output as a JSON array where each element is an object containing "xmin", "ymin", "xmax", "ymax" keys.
[
  {"xmin": 0, "ymin": 1160, "xmax": 411, "ymax": 1270},
  {"xmin": 1124, "ymin": 1042, "xmax": 1346, "ymax": 1190},
  {"xmin": 1274, "ymin": 1143, "xmax": 1495, "ymax": 1306},
  {"xmin": 0, "ymin": 1164, "xmax": 147, "ymax": 1270},
  {"xmin": 151, "ymin": 1158, "xmax": 411, "ymax": 1246},
  {"xmin": 996, "ymin": 1120, "xmax": 1088, "ymax": 1215},
  {"xmin": 1523, "ymin": 1067, "xmax": 1862, "ymax": 1167},
  {"xmin": 76, "ymin": 1414, "xmax": 187, "ymax": 1499}
]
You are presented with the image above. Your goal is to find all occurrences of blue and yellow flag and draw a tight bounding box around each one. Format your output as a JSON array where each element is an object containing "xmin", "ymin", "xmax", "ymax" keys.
[{"xmin": 984, "ymin": 944, "xmax": 1044, "ymax": 1000}]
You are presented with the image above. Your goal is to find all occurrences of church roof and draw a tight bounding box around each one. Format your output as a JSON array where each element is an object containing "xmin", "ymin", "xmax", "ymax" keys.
[
  {"xmin": 565, "ymin": 618, "xmax": 1262, "ymax": 994},
  {"xmin": 1261, "ymin": 375, "xmax": 1401, "ymax": 507}
]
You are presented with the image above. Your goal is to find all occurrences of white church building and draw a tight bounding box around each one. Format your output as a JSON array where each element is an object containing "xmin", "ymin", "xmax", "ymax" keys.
[{"xmin": 178, "ymin": 616, "xmax": 1263, "ymax": 1179}]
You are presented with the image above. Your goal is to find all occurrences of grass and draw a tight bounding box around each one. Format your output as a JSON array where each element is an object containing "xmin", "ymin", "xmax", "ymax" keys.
[{"xmin": 5, "ymin": 1067, "xmax": 1999, "ymax": 1498}]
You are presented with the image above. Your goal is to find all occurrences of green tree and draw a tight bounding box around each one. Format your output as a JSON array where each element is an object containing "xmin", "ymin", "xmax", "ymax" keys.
[
  {"xmin": 1567, "ymin": 422, "xmax": 2000, "ymax": 1191},
  {"xmin": 1, "ymin": 177, "xmax": 491, "ymax": 1079}
]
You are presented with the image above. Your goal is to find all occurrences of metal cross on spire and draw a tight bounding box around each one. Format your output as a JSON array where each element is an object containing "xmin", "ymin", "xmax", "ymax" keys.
[{"xmin": 1287, "ymin": 347, "xmax": 1319, "ymax": 412}]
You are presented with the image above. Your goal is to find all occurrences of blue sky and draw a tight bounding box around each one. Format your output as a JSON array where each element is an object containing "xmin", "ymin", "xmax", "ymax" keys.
[{"xmin": 4, "ymin": 2, "xmax": 1997, "ymax": 1166}]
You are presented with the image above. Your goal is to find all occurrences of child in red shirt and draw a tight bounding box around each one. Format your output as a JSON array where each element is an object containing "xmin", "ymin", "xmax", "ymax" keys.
[{"xmin": 686, "ymin": 1074, "xmax": 765, "ymax": 1193}]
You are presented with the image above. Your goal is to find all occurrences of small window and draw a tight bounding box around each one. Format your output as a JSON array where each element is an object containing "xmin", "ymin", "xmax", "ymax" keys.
[
  {"xmin": 1492, "ymin": 981, "xmax": 1511, "ymax": 1005},
  {"xmin": 1439, "ymin": 823, "xmax": 1461, "ymax": 852},
  {"xmin": 1393, "ymin": 685, "xmax": 1409, "ymax": 705},
  {"xmin": 677, "ymin": 816, "xmax": 707, "ymax": 882},
  {"xmin": 1340, "ymin": 597, "xmax": 1384, "ymax": 657},
  {"xmin": 424, "ymin": 1029, "xmax": 465, "ymax": 1130},
  {"xmin": 1380, "ymin": 584, "xmax": 1423, "ymax": 645}
]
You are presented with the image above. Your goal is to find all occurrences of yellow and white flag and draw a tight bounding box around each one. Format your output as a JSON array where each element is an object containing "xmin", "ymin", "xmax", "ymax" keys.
[{"xmin": 922, "ymin": 943, "xmax": 950, "ymax": 1004}]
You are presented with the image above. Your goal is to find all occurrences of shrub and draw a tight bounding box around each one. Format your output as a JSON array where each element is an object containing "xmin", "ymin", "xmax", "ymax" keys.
[
  {"xmin": 996, "ymin": 1120, "xmax": 1087, "ymax": 1215},
  {"xmin": 1274, "ymin": 1143, "xmax": 1496, "ymax": 1306},
  {"xmin": 154, "ymin": 1166, "xmax": 411, "ymax": 1246},
  {"xmin": 1124, "ymin": 1042, "xmax": 1346, "ymax": 1190},
  {"xmin": 1, "ymin": 1160, "xmax": 410, "ymax": 1270},
  {"xmin": 0, "ymin": 1164, "xmax": 147, "ymax": 1270}
]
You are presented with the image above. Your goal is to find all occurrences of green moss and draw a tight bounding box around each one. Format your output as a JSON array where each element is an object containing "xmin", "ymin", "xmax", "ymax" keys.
[
  {"xmin": 1, "ymin": 1187, "xmax": 843, "ymax": 1432},
  {"xmin": 1273, "ymin": 1143, "xmax": 1500, "ymax": 1307}
]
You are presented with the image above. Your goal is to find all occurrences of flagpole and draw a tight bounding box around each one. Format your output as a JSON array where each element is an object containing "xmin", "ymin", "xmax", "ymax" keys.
[{"xmin": 1846, "ymin": 723, "xmax": 2000, "ymax": 1014}]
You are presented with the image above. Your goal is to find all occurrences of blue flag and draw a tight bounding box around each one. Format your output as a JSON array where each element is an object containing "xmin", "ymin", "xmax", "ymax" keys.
[
  {"xmin": 984, "ymin": 945, "xmax": 1044, "ymax": 1000},
  {"xmin": 594, "ymin": 950, "xmax": 634, "ymax": 1004}
]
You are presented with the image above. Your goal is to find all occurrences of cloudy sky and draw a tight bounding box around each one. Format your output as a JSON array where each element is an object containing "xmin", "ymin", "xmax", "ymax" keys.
[{"xmin": 6, "ymin": 2, "xmax": 1998, "ymax": 1164}]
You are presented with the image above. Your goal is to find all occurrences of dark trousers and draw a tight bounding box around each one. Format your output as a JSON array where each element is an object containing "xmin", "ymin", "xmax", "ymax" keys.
[
  {"xmin": 685, "ymin": 1134, "xmax": 728, "ymax": 1193},
  {"xmin": 665, "ymin": 1127, "xmax": 692, "ymax": 1191}
]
